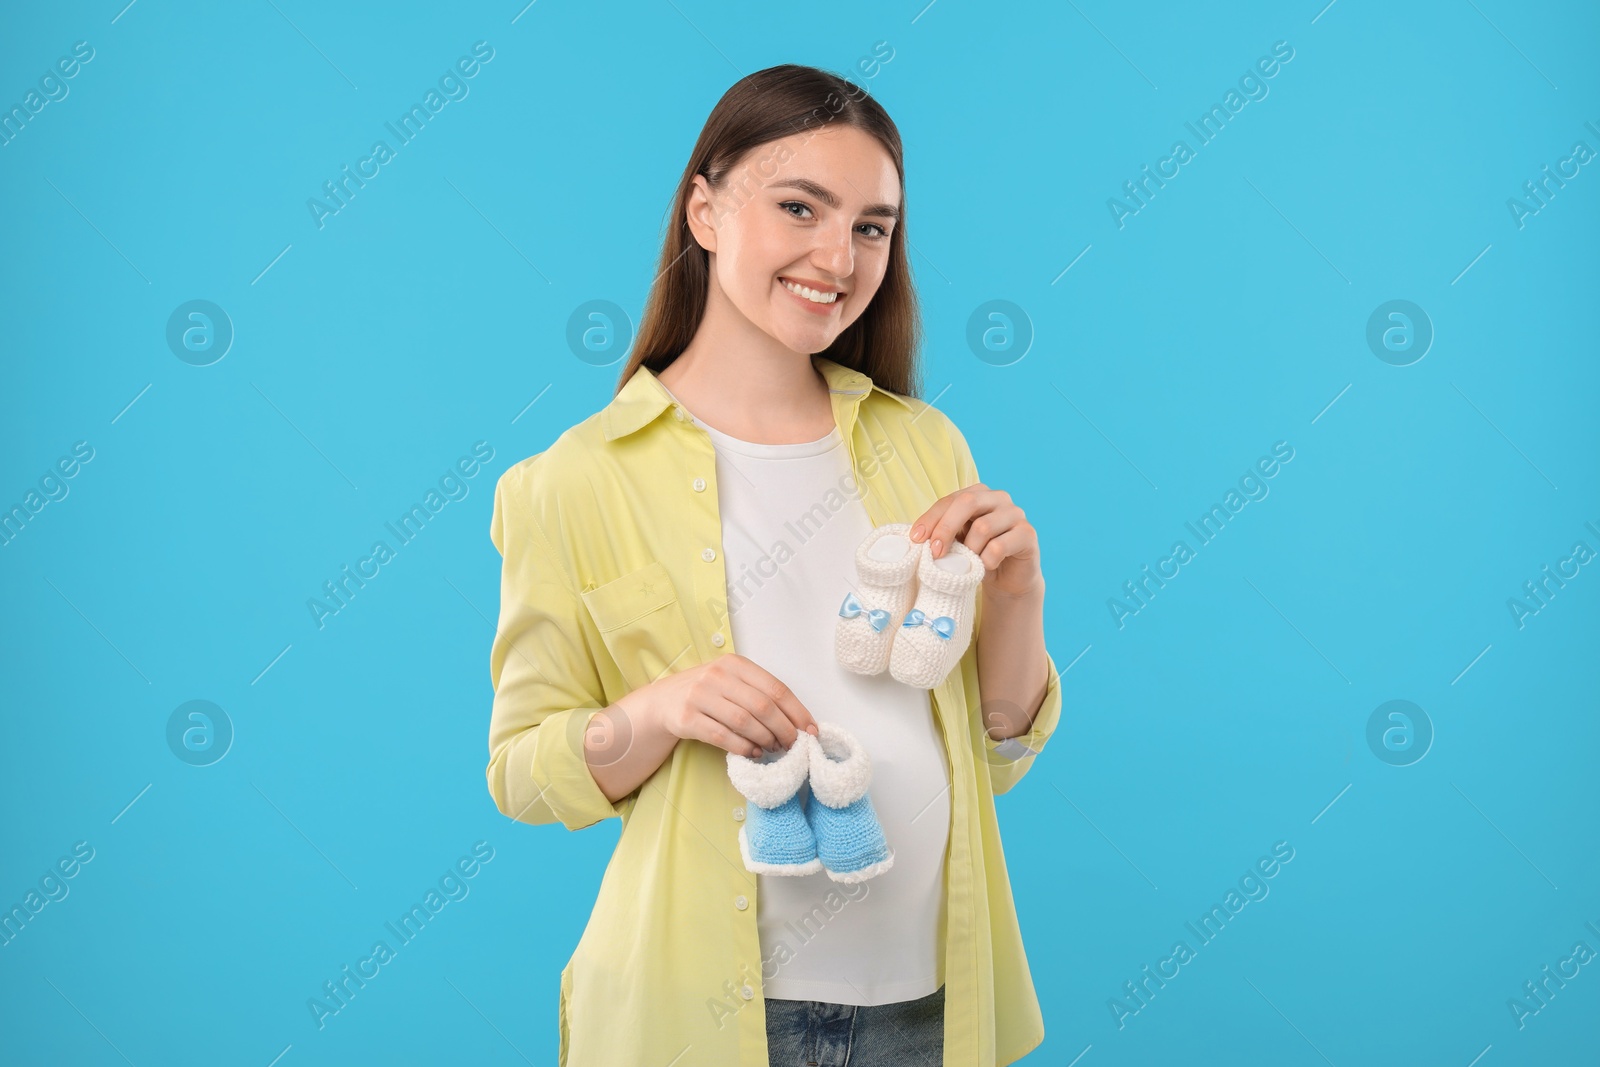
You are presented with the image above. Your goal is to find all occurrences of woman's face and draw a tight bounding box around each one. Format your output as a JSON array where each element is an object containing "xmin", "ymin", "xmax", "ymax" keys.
[{"xmin": 688, "ymin": 124, "xmax": 901, "ymax": 355}]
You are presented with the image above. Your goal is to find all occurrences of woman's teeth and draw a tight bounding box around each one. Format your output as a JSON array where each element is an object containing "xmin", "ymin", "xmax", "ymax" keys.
[{"xmin": 781, "ymin": 279, "xmax": 839, "ymax": 304}]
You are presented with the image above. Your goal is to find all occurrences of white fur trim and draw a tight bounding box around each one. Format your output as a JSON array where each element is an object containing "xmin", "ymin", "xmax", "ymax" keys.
[
  {"xmin": 738, "ymin": 825, "xmax": 824, "ymax": 876},
  {"xmin": 807, "ymin": 722, "xmax": 872, "ymax": 808},
  {"xmin": 726, "ymin": 734, "xmax": 814, "ymax": 809},
  {"xmin": 825, "ymin": 848, "xmax": 895, "ymax": 884}
]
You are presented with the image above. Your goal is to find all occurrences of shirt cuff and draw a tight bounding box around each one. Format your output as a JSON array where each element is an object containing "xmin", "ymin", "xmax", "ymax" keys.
[
  {"xmin": 525, "ymin": 707, "xmax": 628, "ymax": 831},
  {"xmin": 982, "ymin": 648, "xmax": 1064, "ymax": 762}
]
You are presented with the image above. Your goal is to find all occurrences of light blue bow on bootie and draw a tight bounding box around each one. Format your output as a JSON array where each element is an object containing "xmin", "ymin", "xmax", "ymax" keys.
[
  {"xmin": 901, "ymin": 608, "xmax": 956, "ymax": 639},
  {"xmin": 838, "ymin": 591, "xmax": 891, "ymax": 633}
]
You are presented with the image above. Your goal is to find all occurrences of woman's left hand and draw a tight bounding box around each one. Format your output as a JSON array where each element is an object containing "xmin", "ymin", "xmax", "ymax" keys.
[{"xmin": 909, "ymin": 483, "xmax": 1043, "ymax": 600}]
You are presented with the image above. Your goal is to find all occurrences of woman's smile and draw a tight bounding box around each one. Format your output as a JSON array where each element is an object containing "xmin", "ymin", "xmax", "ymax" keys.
[{"xmin": 777, "ymin": 275, "xmax": 843, "ymax": 315}]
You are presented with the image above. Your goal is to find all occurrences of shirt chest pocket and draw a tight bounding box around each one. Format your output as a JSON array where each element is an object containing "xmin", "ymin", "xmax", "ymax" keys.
[{"xmin": 579, "ymin": 560, "xmax": 701, "ymax": 697}]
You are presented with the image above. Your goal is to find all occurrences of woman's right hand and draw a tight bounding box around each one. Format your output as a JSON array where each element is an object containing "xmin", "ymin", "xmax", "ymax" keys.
[{"xmin": 643, "ymin": 654, "xmax": 818, "ymax": 758}]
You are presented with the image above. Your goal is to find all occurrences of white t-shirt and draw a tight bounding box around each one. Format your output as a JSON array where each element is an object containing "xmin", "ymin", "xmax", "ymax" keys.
[{"xmin": 673, "ymin": 398, "xmax": 951, "ymax": 1006}]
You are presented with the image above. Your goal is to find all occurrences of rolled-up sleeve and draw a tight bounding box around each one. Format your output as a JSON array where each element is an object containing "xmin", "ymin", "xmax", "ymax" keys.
[
  {"xmin": 486, "ymin": 461, "xmax": 628, "ymax": 831},
  {"xmin": 982, "ymin": 648, "xmax": 1064, "ymax": 794}
]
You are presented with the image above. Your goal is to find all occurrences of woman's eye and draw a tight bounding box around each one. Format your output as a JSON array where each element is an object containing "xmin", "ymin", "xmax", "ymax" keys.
[{"xmin": 779, "ymin": 201, "xmax": 889, "ymax": 241}]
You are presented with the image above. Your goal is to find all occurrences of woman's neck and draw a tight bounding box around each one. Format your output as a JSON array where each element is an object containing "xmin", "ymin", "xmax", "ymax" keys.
[{"xmin": 655, "ymin": 345, "xmax": 836, "ymax": 446}]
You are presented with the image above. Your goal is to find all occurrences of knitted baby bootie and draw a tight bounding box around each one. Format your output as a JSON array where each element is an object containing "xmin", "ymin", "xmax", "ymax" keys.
[
  {"xmin": 836, "ymin": 522, "xmax": 921, "ymax": 676},
  {"xmin": 805, "ymin": 722, "xmax": 894, "ymax": 884},
  {"xmin": 889, "ymin": 537, "xmax": 984, "ymax": 689},
  {"xmin": 727, "ymin": 735, "xmax": 824, "ymax": 876}
]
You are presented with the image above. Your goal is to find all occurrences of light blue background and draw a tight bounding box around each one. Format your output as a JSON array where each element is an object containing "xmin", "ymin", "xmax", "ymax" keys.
[{"xmin": 2, "ymin": 1, "xmax": 1596, "ymax": 1064}]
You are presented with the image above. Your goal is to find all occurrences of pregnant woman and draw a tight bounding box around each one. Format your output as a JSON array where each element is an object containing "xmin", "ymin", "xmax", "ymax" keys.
[{"xmin": 485, "ymin": 63, "xmax": 1065, "ymax": 1067}]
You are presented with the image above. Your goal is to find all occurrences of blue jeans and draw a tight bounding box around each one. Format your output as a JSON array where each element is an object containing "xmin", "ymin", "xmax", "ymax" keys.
[{"xmin": 765, "ymin": 984, "xmax": 944, "ymax": 1066}]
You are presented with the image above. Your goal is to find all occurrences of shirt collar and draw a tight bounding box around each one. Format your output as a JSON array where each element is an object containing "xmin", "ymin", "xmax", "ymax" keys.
[{"xmin": 600, "ymin": 355, "xmax": 914, "ymax": 443}]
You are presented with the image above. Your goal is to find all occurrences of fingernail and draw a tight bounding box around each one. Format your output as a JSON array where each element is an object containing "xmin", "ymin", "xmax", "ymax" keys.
[
  {"xmin": 931, "ymin": 538, "xmax": 942, "ymax": 557},
  {"xmin": 751, "ymin": 746, "xmax": 762, "ymax": 757},
  {"xmin": 910, "ymin": 524, "xmax": 925, "ymax": 541}
]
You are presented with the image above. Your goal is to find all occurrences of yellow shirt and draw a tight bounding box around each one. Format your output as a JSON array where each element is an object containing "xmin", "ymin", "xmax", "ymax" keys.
[{"xmin": 486, "ymin": 355, "xmax": 1065, "ymax": 1066}]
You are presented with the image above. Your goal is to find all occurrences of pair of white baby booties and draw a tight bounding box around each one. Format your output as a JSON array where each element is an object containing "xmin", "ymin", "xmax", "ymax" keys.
[{"xmin": 835, "ymin": 521, "xmax": 985, "ymax": 689}]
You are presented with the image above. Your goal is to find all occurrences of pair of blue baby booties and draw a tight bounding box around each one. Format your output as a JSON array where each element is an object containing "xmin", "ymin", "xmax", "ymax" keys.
[{"xmin": 726, "ymin": 722, "xmax": 893, "ymax": 883}]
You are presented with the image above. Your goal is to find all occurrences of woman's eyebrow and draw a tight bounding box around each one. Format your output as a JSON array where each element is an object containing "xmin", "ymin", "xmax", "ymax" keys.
[{"xmin": 770, "ymin": 177, "xmax": 900, "ymax": 221}]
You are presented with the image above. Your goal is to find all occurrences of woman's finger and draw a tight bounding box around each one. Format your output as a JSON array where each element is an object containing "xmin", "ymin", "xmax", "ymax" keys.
[
  {"xmin": 922, "ymin": 486, "xmax": 1005, "ymax": 558},
  {"xmin": 909, "ymin": 484, "xmax": 983, "ymax": 548},
  {"xmin": 699, "ymin": 692, "xmax": 783, "ymax": 754},
  {"xmin": 956, "ymin": 501, "xmax": 1023, "ymax": 561},
  {"xmin": 723, "ymin": 673, "xmax": 808, "ymax": 751},
  {"xmin": 974, "ymin": 524, "xmax": 1034, "ymax": 572},
  {"xmin": 731, "ymin": 657, "xmax": 818, "ymax": 742},
  {"xmin": 697, "ymin": 717, "xmax": 764, "ymax": 759}
]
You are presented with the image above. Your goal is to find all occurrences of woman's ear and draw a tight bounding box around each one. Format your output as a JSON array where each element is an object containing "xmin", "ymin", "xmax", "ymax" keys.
[{"xmin": 684, "ymin": 174, "xmax": 719, "ymax": 254}]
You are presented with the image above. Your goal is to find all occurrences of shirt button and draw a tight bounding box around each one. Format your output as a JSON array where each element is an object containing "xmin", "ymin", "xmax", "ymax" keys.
[
  {"xmin": 674, "ymin": 407, "xmax": 687, "ymax": 421},
  {"xmin": 734, "ymin": 895, "xmax": 748, "ymax": 911},
  {"xmin": 740, "ymin": 984, "xmax": 755, "ymax": 1000},
  {"xmin": 732, "ymin": 807, "xmax": 745, "ymax": 821},
  {"xmin": 701, "ymin": 547, "xmax": 716, "ymax": 562},
  {"xmin": 711, "ymin": 632, "xmax": 725, "ymax": 647},
  {"xmin": 693, "ymin": 477, "xmax": 706, "ymax": 492}
]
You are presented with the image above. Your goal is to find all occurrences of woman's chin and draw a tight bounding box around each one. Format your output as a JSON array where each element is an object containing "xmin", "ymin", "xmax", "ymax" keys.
[
  {"xmin": 766, "ymin": 314, "xmax": 843, "ymax": 353},
  {"xmin": 772, "ymin": 330, "xmax": 838, "ymax": 356}
]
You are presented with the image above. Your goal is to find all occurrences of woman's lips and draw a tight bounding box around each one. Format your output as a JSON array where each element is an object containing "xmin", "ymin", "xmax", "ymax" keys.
[{"xmin": 777, "ymin": 277, "xmax": 841, "ymax": 315}]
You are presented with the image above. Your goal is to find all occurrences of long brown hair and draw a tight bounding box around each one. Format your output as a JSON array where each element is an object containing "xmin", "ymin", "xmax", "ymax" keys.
[{"xmin": 613, "ymin": 64, "xmax": 922, "ymax": 400}]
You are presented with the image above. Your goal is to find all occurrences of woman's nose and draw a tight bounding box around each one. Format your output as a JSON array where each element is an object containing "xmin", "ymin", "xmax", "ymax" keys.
[{"xmin": 812, "ymin": 224, "xmax": 855, "ymax": 278}]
